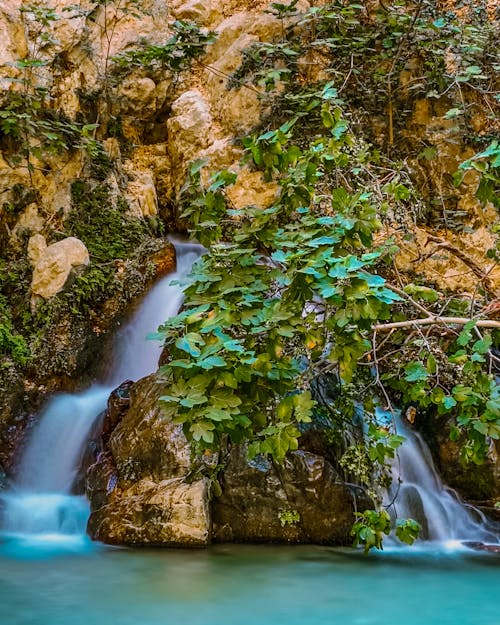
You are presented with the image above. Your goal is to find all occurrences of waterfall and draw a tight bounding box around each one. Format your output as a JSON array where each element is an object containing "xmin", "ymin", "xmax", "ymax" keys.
[
  {"xmin": 0, "ymin": 241, "xmax": 203, "ymax": 551},
  {"xmin": 384, "ymin": 413, "xmax": 500, "ymax": 546}
]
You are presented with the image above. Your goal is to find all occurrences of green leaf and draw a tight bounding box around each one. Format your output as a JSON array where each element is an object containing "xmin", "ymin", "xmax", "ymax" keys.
[
  {"xmin": 404, "ymin": 362, "xmax": 429, "ymax": 382},
  {"xmin": 472, "ymin": 335, "xmax": 492, "ymax": 355},
  {"xmin": 179, "ymin": 394, "xmax": 207, "ymax": 408},
  {"xmin": 210, "ymin": 388, "xmax": 242, "ymax": 409},
  {"xmin": 198, "ymin": 355, "xmax": 227, "ymax": 369},
  {"xmin": 191, "ymin": 421, "xmax": 215, "ymax": 443},
  {"xmin": 204, "ymin": 407, "xmax": 233, "ymax": 421},
  {"xmin": 442, "ymin": 396, "xmax": 457, "ymax": 410},
  {"xmin": 175, "ymin": 332, "xmax": 204, "ymax": 356},
  {"xmin": 294, "ymin": 391, "xmax": 315, "ymax": 422}
]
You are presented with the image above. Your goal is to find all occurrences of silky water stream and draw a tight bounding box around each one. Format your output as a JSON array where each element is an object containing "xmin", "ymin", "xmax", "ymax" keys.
[
  {"xmin": 384, "ymin": 413, "xmax": 500, "ymax": 547},
  {"xmin": 1, "ymin": 244, "xmax": 500, "ymax": 625},
  {"xmin": 0, "ymin": 241, "xmax": 204, "ymax": 554}
]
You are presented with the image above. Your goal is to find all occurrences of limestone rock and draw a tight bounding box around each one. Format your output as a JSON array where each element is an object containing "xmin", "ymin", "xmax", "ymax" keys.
[
  {"xmin": 124, "ymin": 169, "xmax": 159, "ymax": 217},
  {"xmin": 0, "ymin": 2, "xmax": 28, "ymax": 76},
  {"xmin": 150, "ymin": 242, "xmax": 176, "ymax": 277},
  {"xmin": 118, "ymin": 77, "xmax": 157, "ymax": 116},
  {"xmin": 171, "ymin": 0, "xmax": 222, "ymax": 25},
  {"xmin": 101, "ymin": 381, "xmax": 134, "ymax": 444},
  {"xmin": 11, "ymin": 204, "xmax": 45, "ymax": 242},
  {"xmin": 212, "ymin": 445, "xmax": 362, "ymax": 544},
  {"xmin": 31, "ymin": 237, "xmax": 90, "ymax": 300},
  {"xmin": 167, "ymin": 90, "xmax": 213, "ymax": 171},
  {"xmin": 87, "ymin": 373, "xmax": 366, "ymax": 547},
  {"xmin": 109, "ymin": 375, "xmax": 191, "ymax": 482},
  {"xmin": 27, "ymin": 234, "xmax": 47, "ymax": 266},
  {"xmin": 226, "ymin": 167, "xmax": 279, "ymax": 209}
]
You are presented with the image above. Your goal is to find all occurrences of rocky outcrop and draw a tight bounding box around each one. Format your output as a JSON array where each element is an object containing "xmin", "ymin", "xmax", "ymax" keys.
[
  {"xmin": 86, "ymin": 375, "xmax": 365, "ymax": 546},
  {"xmin": 167, "ymin": 89, "xmax": 213, "ymax": 182}
]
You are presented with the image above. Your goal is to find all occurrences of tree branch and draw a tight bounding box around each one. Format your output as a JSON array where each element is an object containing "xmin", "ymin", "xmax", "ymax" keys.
[{"xmin": 373, "ymin": 317, "xmax": 500, "ymax": 332}]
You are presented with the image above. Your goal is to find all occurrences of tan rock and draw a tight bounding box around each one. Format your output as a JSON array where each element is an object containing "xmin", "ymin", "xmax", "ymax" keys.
[
  {"xmin": 167, "ymin": 89, "xmax": 213, "ymax": 171},
  {"xmin": 171, "ymin": 0, "xmax": 222, "ymax": 25},
  {"xmin": 118, "ymin": 76, "xmax": 157, "ymax": 116},
  {"xmin": 86, "ymin": 375, "xmax": 212, "ymax": 546},
  {"xmin": 226, "ymin": 167, "xmax": 279, "ymax": 209},
  {"xmin": 88, "ymin": 477, "xmax": 211, "ymax": 546},
  {"xmin": 124, "ymin": 169, "xmax": 159, "ymax": 217},
  {"xmin": 204, "ymin": 10, "xmax": 287, "ymax": 132},
  {"xmin": 27, "ymin": 234, "xmax": 47, "ymax": 267},
  {"xmin": 12, "ymin": 204, "xmax": 45, "ymax": 239},
  {"xmin": 0, "ymin": 1, "xmax": 28, "ymax": 72},
  {"xmin": 31, "ymin": 237, "xmax": 90, "ymax": 300},
  {"xmin": 199, "ymin": 138, "xmax": 243, "ymax": 170}
]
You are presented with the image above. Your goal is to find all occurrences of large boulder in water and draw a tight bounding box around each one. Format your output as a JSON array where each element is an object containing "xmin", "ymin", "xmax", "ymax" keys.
[
  {"xmin": 86, "ymin": 374, "xmax": 211, "ymax": 546},
  {"xmin": 87, "ymin": 374, "xmax": 365, "ymax": 546}
]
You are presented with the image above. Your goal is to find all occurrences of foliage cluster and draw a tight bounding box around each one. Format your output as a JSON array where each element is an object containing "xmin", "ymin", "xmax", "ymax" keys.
[
  {"xmin": 154, "ymin": 81, "xmax": 426, "ymax": 550},
  {"xmin": 231, "ymin": 0, "xmax": 499, "ymax": 133},
  {"xmin": 157, "ymin": 85, "xmax": 407, "ymax": 462}
]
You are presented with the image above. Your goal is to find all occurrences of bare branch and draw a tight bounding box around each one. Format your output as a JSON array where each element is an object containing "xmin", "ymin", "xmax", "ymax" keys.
[{"xmin": 373, "ymin": 317, "xmax": 500, "ymax": 332}]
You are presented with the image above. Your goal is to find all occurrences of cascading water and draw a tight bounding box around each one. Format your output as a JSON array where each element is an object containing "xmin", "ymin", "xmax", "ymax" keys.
[
  {"xmin": 384, "ymin": 412, "xmax": 500, "ymax": 547},
  {"xmin": 0, "ymin": 241, "xmax": 203, "ymax": 553}
]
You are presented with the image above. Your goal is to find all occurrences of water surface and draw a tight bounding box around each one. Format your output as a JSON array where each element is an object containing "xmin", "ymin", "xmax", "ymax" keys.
[{"xmin": 1, "ymin": 544, "xmax": 499, "ymax": 625}]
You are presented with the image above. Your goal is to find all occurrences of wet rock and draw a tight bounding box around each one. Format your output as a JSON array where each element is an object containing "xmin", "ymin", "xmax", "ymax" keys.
[
  {"xmin": 74, "ymin": 382, "xmax": 133, "ymax": 495},
  {"xmin": 149, "ymin": 241, "xmax": 176, "ymax": 277},
  {"xmin": 213, "ymin": 445, "xmax": 362, "ymax": 544},
  {"xmin": 86, "ymin": 451, "xmax": 119, "ymax": 514},
  {"xmin": 463, "ymin": 541, "xmax": 500, "ymax": 553},
  {"xmin": 31, "ymin": 237, "xmax": 90, "ymax": 301},
  {"xmin": 86, "ymin": 373, "xmax": 367, "ymax": 547},
  {"xmin": 102, "ymin": 380, "xmax": 133, "ymax": 444},
  {"xmin": 86, "ymin": 375, "xmax": 211, "ymax": 546},
  {"xmin": 88, "ymin": 477, "xmax": 211, "ymax": 546},
  {"xmin": 109, "ymin": 375, "xmax": 192, "ymax": 482}
]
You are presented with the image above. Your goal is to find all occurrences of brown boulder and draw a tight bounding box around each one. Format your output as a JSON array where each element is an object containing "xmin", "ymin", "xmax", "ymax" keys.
[
  {"xmin": 86, "ymin": 375, "xmax": 211, "ymax": 546},
  {"xmin": 213, "ymin": 445, "xmax": 363, "ymax": 544}
]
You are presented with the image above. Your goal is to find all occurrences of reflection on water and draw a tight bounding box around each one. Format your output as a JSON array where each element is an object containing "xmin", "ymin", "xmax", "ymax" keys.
[{"xmin": 0, "ymin": 545, "xmax": 499, "ymax": 625}]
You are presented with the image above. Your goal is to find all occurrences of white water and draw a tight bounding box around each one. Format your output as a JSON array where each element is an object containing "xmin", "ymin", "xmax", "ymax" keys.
[
  {"xmin": 384, "ymin": 414, "xmax": 499, "ymax": 546},
  {"xmin": 0, "ymin": 241, "xmax": 203, "ymax": 550}
]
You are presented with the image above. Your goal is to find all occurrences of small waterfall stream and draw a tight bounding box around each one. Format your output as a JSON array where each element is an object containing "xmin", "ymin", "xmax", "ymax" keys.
[
  {"xmin": 0, "ymin": 241, "xmax": 203, "ymax": 551},
  {"xmin": 384, "ymin": 414, "xmax": 499, "ymax": 547}
]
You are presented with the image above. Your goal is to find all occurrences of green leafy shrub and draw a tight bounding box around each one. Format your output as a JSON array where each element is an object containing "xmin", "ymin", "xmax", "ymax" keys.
[{"xmin": 112, "ymin": 20, "xmax": 216, "ymax": 74}]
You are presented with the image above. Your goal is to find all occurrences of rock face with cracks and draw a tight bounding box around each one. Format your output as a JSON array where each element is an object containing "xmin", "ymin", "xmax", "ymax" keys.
[{"xmin": 1, "ymin": 0, "xmax": 500, "ymax": 542}]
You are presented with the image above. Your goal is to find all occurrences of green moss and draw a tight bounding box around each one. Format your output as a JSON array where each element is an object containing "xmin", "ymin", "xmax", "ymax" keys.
[{"xmin": 67, "ymin": 181, "xmax": 154, "ymax": 262}]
